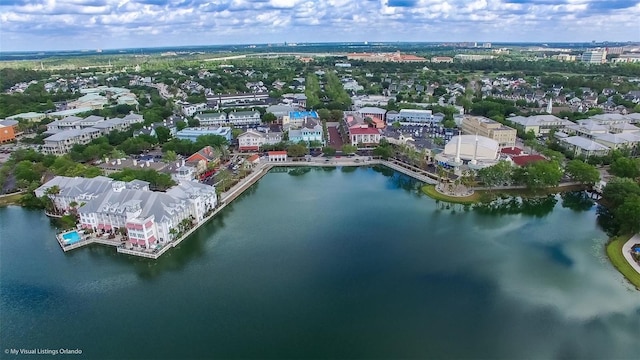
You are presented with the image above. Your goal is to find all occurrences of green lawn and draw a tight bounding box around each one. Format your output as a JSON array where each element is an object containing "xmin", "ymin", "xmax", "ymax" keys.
[
  {"xmin": 0, "ymin": 193, "xmax": 23, "ymax": 207},
  {"xmin": 606, "ymin": 235, "xmax": 640, "ymax": 290},
  {"xmin": 421, "ymin": 185, "xmax": 482, "ymax": 204}
]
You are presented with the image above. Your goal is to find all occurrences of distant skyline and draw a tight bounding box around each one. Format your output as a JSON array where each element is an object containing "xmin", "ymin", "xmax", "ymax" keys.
[{"xmin": 1, "ymin": 0, "xmax": 639, "ymax": 52}]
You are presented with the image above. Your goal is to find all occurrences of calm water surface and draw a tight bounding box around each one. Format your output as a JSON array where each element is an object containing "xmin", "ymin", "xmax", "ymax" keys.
[{"xmin": 1, "ymin": 166, "xmax": 639, "ymax": 359}]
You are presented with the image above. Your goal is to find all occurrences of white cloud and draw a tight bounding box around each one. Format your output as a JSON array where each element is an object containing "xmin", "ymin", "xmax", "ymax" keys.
[{"xmin": 0, "ymin": 0, "xmax": 638, "ymax": 51}]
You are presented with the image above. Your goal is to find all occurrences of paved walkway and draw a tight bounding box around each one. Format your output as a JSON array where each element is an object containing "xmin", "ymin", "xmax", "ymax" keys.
[{"xmin": 622, "ymin": 234, "xmax": 640, "ymax": 275}]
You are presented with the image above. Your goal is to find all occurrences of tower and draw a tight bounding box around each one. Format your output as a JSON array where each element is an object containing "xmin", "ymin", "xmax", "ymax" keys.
[{"xmin": 546, "ymin": 99, "xmax": 553, "ymax": 114}]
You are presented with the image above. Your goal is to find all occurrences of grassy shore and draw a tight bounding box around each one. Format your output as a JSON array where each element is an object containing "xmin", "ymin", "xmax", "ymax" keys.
[
  {"xmin": 606, "ymin": 235, "xmax": 640, "ymax": 290},
  {"xmin": 0, "ymin": 193, "xmax": 23, "ymax": 207},
  {"xmin": 421, "ymin": 185, "xmax": 482, "ymax": 204}
]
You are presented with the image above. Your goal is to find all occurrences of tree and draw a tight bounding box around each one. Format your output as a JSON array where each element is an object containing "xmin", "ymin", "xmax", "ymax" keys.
[
  {"xmin": 309, "ymin": 140, "xmax": 323, "ymax": 149},
  {"xmin": 477, "ymin": 160, "xmax": 513, "ymax": 189},
  {"xmin": 373, "ymin": 144, "xmax": 393, "ymax": 159},
  {"xmin": 163, "ymin": 150, "xmax": 178, "ymax": 162},
  {"xmin": 176, "ymin": 121, "xmax": 188, "ymax": 132},
  {"xmin": 262, "ymin": 112, "xmax": 277, "ymax": 123},
  {"xmin": 287, "ymin": 143, "xmax": 308, "ymax": 157},
  {"xmin": 609, "ymin": 157, "xmax": 640, "ymax": 179},
  {"xmin": 392, "ymin": 121, "xmax": 401, "ymax": 129},
  {"xmin": 322, "ymin": 146, "xmax": 336, "ymax": 156},
  {"xmin": 155, "ymin": 126, "xmax": 172, "ymax": 144},
  {"xmin": 513, "ymin": 161, "xmax": 563, "ymax": 189},
  {"xmin": 602, "ymin": 177, "xmax": 640, "ymax": 208},
  {"xmin": 342, "ymin": 144, "xmax": 357, "ymax": 154},
  {"xmin": 187, "ymin": 118, "xmax": 200, "ymax": 127},
  {"xmin": 317, "ymin": 109, "xmax": 331, "ymax": 121},
  {"xmin": 613, "ymin": 195, "xmax": 640, "ymax": 234},
  {"xmin": 565, "ymin": 160, "xmax": 600, "ymax": 185},
  {"xmin": 216, "ymin": 169, "xmax": 233, "ymax": 191}
]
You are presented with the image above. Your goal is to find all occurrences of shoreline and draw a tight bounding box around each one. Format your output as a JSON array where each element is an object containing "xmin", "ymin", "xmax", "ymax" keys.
[{"xmin": 606, "ymin": 234, "xmax": 640, "ymax": 290}]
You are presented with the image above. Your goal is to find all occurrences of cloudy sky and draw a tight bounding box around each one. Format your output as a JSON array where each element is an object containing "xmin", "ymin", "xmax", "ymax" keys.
[{"xmin": 1, "ymin": 0, "xmax": 639, "ymax": 52}]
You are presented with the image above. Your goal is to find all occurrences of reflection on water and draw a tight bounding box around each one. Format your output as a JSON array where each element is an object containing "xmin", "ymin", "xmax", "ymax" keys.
[{"xmin": 1, "ymin": 168, "xmax": 638, "ymax": 359}]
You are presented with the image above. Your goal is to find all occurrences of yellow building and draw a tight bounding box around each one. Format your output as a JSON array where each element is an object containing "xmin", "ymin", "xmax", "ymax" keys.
[{"xmin": 461, "ymin": 115, "xmax": 517, "ymax": 147}]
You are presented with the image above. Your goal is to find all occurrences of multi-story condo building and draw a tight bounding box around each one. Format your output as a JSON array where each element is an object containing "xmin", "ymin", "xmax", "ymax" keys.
[
  {"xmin": 506, "ymin": 114, "xmax": 575, "ymax": 137},
  {"xmin": 386, "ymin": 109, "xmax": 440, "ymax": 125},
  {"xmin": 461, "ymin": 115, "xmax": 517, "ymax": 147},
  {"xmin": 195, "ymin": 111, "xmax": 262, "ymax": 127},
  {"xmin": 195, "ymin": 112, "xmax": 227, "ymax": 126},
  {"xmin": 237, "ymin": 129, "xmax": 283, "ymax": 151},
  {"xmin": 42, "ymin": 128, "xmax": 103, "ymax": 155},
  {"xmin": 36, "ymin": 176, "xmax": 217, "ymax": 249},
  {"xmin": 175, "ymin": 126, "xmax": 232, "ymax": 142},
  {"xmin": 227, "ymin": 110, "xmax": 261, "ymax": 126}
]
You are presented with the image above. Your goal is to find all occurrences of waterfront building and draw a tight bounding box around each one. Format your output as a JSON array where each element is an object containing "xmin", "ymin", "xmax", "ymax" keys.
[
  {"xmin": 37, "ymin": 175, "xmax": 217, "ymax": 249},
  {"xmin": 176, "ymin": 126, "xmax": 232, "ymax": 142},
  {"xmin": 507, "ymin": 114, "xmax": 575, "ymax": 136},
  {"xmin": 348, "ymin": 127, "xmax": 381, "ymax": 147},
  {"xmin": 238, "ymin": 129, "xmax": 283, "ymax": 151},
  {"xmin": 268, "ymin": 151, "xmax": 287, "ymax": 162},
  {"xmin": 288, "ymin": 118, "xmax": 324, "ymax": 145},
  {"xmin": 435, "ymin": 135, "xmax": 500, "ymax": 171},
  {"xmin": 461, "ymin": 115, "xmax": 517, "ymax": 147}
]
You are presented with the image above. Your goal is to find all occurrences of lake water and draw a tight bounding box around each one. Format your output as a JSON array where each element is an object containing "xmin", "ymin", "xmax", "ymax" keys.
[{"xmin": 1, "ymin": 166, "xmax": 638, "ymax": 359}]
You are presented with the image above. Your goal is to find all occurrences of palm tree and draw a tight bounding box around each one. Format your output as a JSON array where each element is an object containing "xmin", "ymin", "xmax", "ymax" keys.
[{"xmin": 44, "ymin": 185, "xmax": 61, "ymax": 214}]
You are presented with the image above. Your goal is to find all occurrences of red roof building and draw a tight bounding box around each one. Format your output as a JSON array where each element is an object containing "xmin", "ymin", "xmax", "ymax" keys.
[
  {"xmin": 500, "ymin": 147, "xmax": 524, "ymax": 156},
  {"xmin": 510, "ymin": 155, "xmax": 547, "ymax": 167}
]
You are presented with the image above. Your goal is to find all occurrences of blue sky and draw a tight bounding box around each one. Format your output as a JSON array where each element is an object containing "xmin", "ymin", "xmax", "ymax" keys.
[{"xmin": 1, "ymin": 0, "xmax": 639, "ymax": 51}]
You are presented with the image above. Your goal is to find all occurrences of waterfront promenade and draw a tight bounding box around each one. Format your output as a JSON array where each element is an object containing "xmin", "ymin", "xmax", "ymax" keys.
[
  {"xmin": 55, "ymin": 157, "xmax": 436, "ymax": 258},
  {"xmin": 622, "ymin": 234, "xmax": 640, "ymax": 275}
]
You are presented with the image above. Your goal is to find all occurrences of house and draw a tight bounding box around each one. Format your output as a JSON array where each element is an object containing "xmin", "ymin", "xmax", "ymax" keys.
[
  {"xmin": 560, "ymin": 136, "xmax": 610, "ymax": 157},
  {"xmin": 185, "ymin": 146, "xmax": 221, "ymax": 176},
  {"xmin": 283, "ymin": 111, "xmax": 319, "ymax": 130},
  {"xmin": 268, "ymin": 151, "xmax": 287, "ymax": 162},
  {"xmin": 98, "ymin": 157, "xmax": 168, "ymax": 175},
  {"xmin": 245, "ymin": 154, "xmax": 260, "ymax": 168},
  {"xmin": 288, "ymin": 118, "xmax": 324, "ymax": 145}
]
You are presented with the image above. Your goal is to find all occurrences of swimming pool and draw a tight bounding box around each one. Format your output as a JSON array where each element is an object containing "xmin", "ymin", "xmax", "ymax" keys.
[{"xmin": 61, "ymin": 231, "xmax": 82, "ymax": 245}]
